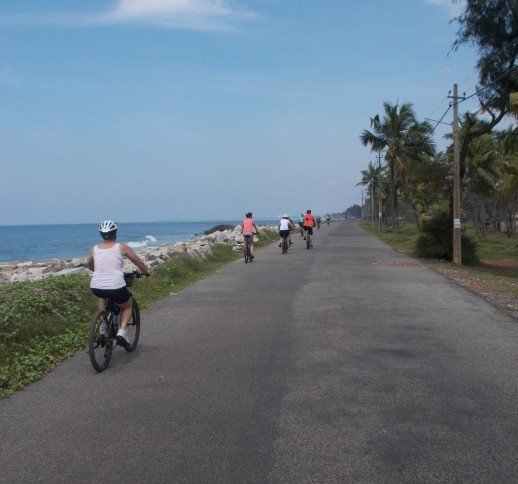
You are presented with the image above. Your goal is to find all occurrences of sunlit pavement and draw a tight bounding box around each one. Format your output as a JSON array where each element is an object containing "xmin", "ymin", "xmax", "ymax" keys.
[{"xmin": 1, "ymin": 221, "xmax": 518, "ymax": 482}]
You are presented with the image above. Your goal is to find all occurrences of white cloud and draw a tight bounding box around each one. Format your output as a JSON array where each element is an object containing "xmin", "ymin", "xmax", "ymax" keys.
[
  {"xmin": 0, "ymin": 0, "xmax": 257, "ymax": 31},
  {"xmin": 422, "ymin": 0, "xmax": 465, "ymax": 18},
  {"xmin": 100, "ymin": 0, "xmax": 257, "ymax": 30}
]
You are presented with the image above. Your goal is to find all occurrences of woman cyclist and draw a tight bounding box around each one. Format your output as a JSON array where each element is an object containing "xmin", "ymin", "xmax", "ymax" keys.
[
  {"xmin": 241, "ymin": 212, "xmax": 259, "ymax": 260},
  {"xmin": 278, "ymin": 214, "xmax": 294, "ymax": 248},
  {"xmin": 86, "ymin": 221, "xmax": 150, "ymax": 347}
]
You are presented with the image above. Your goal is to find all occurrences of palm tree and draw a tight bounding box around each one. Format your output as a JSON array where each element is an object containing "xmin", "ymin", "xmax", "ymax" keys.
[
  {"xmin": 360, "ymin": 102, "xmax": 435, "ymax": 230},
  {"xmin": 357, "ymin": 162, "xmax": 384, "ymax": 224},
  {"xmin": 464, "ymin": 133, "xmax": 499, "ymax": 233}
]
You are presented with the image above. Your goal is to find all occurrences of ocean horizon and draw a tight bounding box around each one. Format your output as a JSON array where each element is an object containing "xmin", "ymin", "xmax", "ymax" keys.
[{"xmin": 0, "ymin": 219, "xmax": 277, "ymax": 263}]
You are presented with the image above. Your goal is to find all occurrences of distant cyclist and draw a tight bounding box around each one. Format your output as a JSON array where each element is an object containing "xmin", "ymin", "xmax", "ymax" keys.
[
  {"xmin": 278, "ymin": 215, "xmax": 294, "ymax": 247},
  {"xmin": 316, "ymin": 215, "xmax": 321, "ymax": 230},
  {"xmin": 297, "ymin": 213, "xmax": 304, "ymax": 237},
  {"xmin": 87, "ymin": 221, "xmax": 150, "ymax": 347},
  {"xmin": 241, "ymin": 212, "xmax": 259, "ymax": 260},
  {"xmin": 303, "ymin": 210, "xmax": 316, "ymax": 247},
  {"xmin": 326, "ymin": 214, "xmax": 331, "ymax": 225},
  {"xmin": 287, "ymin": 216, "xmax": 295, "ymax": 245}
]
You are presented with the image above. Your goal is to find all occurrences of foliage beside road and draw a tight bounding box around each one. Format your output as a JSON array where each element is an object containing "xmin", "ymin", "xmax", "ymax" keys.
[{"xmin": 0, "ymin": 231, "xmax": 278, "ymax": 398}]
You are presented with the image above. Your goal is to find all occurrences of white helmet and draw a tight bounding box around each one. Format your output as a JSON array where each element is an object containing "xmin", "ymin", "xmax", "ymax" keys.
[
  {"xmin": 99, "ymin": 220, "xmax": 118, "ymax": 234},
  {"xmin": 283, "ymin": 214, "xmax": 289, "ymax": 218}
]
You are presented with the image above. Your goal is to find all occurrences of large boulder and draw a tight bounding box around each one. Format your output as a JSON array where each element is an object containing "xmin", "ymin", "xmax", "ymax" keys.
[
  {"xmin": 202, "ymin": 224, "xmax": 237, "ymax": 236},
  {"xmin": 53, "ymin": 267, "xmax": 91, "ymax": 277},
  {"xmin": 69, "ymin": 257, "xmax": 86, "ymax": 268},
  {"xmin": 42, "ymin": 260, "xmax": 67, "ymax": 273},
  {"xmin": 0, "ymin": 264, "xmax": 18, "ymax": 272}
]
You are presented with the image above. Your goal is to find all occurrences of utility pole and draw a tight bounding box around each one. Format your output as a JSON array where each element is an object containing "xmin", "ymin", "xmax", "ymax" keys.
[
  {"xmin": 449, "ymin": 84, "xmax": 462, "ymax": 265},
  {"xmin": 377, "ymin": 151, "xmax": 382, "ymax": 234},
  {"xmin": 371, "ymin": 179, "xmax": 374, "ymax": 224},
  {"xmin": 361, "ymin": 190, "xmax": 364, "ymax": 220}
]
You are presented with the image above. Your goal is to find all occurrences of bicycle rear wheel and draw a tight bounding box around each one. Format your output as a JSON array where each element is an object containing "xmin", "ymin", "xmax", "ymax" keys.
[
  {"xmin": 88, "ymin": 310, "xmax": 113, "ymax": 372},
  {"xmin": 244, "ymin": 243, "xmax": 249, "ymax": 263},
  {"xmin": 306, "ymin": 234, "xmax": 311, "ymax": 249},
  {"xmin": 125, "ymin": 299, "xmax": 141, "ymax": 352},
  {"xmin": 282, "ymin": 238, "xmax": 288, "ymax": 254}
]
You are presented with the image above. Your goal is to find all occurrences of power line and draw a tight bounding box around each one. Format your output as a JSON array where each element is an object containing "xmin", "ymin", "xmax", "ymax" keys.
[
  {"xmin": 458, "ymin": 36, "xmax": 518, "ymax": 88},
  {"xmin": 427, "ymin": 94, "xmax": 451, "ymax": 119},
  {"xmin": 430, "ymin": 104, "xmax": 452, "ymax": 135},
  {"xmin": 458, "ymin": 65, "xmax": 518, "ymax": 105}
]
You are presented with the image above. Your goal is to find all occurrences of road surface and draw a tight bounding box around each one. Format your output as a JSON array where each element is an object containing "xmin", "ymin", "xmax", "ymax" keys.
[{"xmin": 1, "ymin": 222, "xmax": 517, "ymax": 482}]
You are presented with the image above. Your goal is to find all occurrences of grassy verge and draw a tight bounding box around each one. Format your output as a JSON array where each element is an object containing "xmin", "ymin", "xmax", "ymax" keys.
[
  {"xmin": 0, "ymin": 231, "xmax": 278, "ymax": 398},
  {"xmin": 360, "ymin": 221, "xmax": 518, "ymax": 317}
]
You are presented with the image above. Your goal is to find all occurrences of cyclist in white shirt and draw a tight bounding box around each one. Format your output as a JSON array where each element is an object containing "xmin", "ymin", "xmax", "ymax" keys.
[
  {"xmin": 87, "ymin": 220, "xmax": 150, "ymax": 347},
  {"xmin": 278, "ymin": 215, "xmax": 294, "ymax": 247}
]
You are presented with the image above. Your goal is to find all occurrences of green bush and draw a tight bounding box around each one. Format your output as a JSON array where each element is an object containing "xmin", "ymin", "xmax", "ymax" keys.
[{"xmin": 416, "ymin": 211, "xmax": 478, "ymax": 264}]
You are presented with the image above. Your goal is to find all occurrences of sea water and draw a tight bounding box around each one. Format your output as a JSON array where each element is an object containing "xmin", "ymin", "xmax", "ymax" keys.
[{"xmin": 0, "ymin": 220, "xmax": 276, "ymax": 263}]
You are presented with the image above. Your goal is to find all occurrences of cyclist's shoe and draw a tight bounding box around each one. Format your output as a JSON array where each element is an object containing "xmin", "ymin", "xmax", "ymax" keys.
[
  {"xmin": 250, "ymin": 254, "xmax": 255, "ymax": 261},
  {"xmin": 116, "ymin": 328, "xmax": 130, "ymax": 347},
  {"xmin": 279, "ymin": 243, "xmax": 282, "ymax": 247},
  {"xmin": 99, "ymin": 322, "xmax": 109, "ymax": 336},
  {"xmin": 289, "ymin": 241, "xmax": 293, "ymax": 245}
]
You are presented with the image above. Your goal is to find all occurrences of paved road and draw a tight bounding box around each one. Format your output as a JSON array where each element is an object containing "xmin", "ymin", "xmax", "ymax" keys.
[{"xmin": 1, "ymin": 222, "xmax": 518, "ymax": 482}]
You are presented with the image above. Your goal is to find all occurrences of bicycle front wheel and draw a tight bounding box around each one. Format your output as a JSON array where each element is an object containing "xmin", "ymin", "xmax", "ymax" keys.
[
  {"xmin": 88, "ymin": 310, "xmax": 113, "ymax": 372},
  {"xmin": 125, "ymin": 299, "xmax": 141, "ymax": 352}
]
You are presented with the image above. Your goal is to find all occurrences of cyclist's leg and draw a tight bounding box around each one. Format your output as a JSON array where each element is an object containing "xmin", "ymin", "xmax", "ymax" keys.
[
  {"xmin": 119, "ymin": 298, "xmax": 133, "ymax": 329},
  {"xmin": 97, "ymin": 297, "xmax": 106, "ymax": 312}
]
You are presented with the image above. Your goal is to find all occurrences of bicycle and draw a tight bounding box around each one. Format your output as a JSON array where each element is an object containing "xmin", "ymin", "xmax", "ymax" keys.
[
  {"xmin": 306, "ymin": 231, "xmax": 311, "ymax": 249},
  {"xmin": 88, "ymin": 271, "xmax": 141, "ymax": 372},
  {"xmin": 243, "ymin": 234, "xmax": 253, "ymax": 263},
  {"xmin": 281, "ymin": 233, "xmax": 289, "ymax": 254}
]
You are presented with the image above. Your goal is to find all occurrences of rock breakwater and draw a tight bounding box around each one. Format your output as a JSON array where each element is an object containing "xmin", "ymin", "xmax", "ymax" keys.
[{"xmin": 0, "ymin": 225, "xmax": 276, "ymax": 283}]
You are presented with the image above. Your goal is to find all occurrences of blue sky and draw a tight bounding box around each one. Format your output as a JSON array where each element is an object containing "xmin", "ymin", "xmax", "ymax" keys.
[{"xmin": 0, "ymin": 0, "xmax": 479, "ymax": 224}]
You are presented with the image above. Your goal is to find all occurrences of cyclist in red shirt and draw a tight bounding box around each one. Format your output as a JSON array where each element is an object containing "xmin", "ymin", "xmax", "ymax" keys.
[{"xmin": 303, "ymin": 210, "xmax": 316, "ymax": 247}]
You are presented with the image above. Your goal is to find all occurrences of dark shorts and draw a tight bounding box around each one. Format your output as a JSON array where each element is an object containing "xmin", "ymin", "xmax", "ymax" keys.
[
  {"xmin": 303, "ymin": 226, "xmax": 313, "ymax": 235},
  {"xmin": 91, "ymin": 287, "xmax": 131, "ymax": 304},
  {"xmin": 279, "ymin": 230, "xmax": 290, "ymax": 238}
]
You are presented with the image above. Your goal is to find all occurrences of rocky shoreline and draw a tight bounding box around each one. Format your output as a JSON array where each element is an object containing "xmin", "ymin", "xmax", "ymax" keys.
[{"xmin": 0, "ymin": 225, "xmax": 276, "ymax": 283}]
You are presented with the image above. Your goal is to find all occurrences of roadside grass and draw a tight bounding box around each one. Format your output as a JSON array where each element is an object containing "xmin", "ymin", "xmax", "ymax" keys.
[
  {"xmin": 464, "ymin": 227, "xmax": 518, "ymax": 262},
  {"xmin": 360, "ymin": 221, "xmax": 518, "ymax": 315},
  {"xmin": 359, "ymin": 222, "xmax": 419, "ymax": 255},
  {"xmin": 0, "ymin": 231, "xmax": 277, "ymax": 398}
]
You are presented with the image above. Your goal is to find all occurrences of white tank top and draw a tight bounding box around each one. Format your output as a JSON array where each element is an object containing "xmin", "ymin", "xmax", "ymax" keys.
[
  {"xmin": 90, "ymin": 243, "xmax": 126, "ymax": 290},
  {"xmin": 279, "ymin": 219, "xmax": 291, "ymax": 231}
]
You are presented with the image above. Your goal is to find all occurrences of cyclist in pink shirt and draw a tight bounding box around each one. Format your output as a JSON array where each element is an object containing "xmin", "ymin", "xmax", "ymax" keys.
[{"xmin": 241, "ymin": 212, "xmax": 259, "ymax": 260}]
